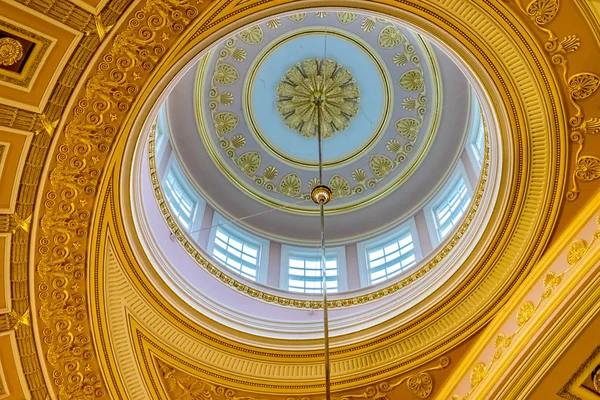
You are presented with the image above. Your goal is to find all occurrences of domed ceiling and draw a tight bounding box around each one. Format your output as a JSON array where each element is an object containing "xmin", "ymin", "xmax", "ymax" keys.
[{"xmin": 167, "ymin": 10, "xmax": 474, "ymax": 243}]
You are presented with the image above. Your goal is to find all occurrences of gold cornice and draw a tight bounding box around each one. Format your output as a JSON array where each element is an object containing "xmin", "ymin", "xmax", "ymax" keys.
[
  {"xmin": 25, "ymin": 1, "xmax": 570, "ymax": 399},
  {"xmin": 92, "ymin": 1, "xmax": 564, "ymax": 396}
]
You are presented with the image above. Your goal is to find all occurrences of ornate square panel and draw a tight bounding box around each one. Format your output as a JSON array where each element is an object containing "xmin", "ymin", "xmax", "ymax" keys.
[
  {"xmin": 0, "ymin": 331, "xmax": 30, "ymax": 399},
  {"xmin": 560, "ymin": 346, "xmax": 600, "ymax": 399},
  {"xmin": 0, "ymin": 0, "xmax": 82, "ymax": 112},
  {"xmin": 0, "ymin": 127, "xmax": 33, "ymax": 213}
]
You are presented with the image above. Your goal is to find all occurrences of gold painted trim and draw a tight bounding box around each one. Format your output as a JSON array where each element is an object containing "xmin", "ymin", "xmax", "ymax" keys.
[
  {"xmin": 194, "ymin": 33, "xmax": 442, "ymax": 215},
  {"xmin": 149, "ymin": 126, "xmax": 489, "ymax": 308},
  {"xmin": 244, "ymin": 27, "xmax": 392, "ymax": 169}
]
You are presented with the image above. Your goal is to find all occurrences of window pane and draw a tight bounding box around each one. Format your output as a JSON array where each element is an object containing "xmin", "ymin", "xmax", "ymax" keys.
[
  {"xmin": 367, "ymin": 232, "xmax": 417, "ymax": 284},
  {"xmin": 435, "ymin": 177, "xmax": 471, "ymax": 240},
  {"xmin": 212, "ymin": 227, "xmax": 260, "ymax": 281},
  {"xmin": 287, "ymin": 252, "xmax": 339, "ymax": 293}
]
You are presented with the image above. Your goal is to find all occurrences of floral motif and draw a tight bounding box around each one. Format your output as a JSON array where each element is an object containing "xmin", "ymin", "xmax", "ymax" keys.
[
  {"xmin": 213, "ymin": 112, "xmax": 238, "ymax": 136},
  {"xmin": 526, "ymin": 0, "xmax": 559, "ymax": 24},
  {"xmin": 393, "ymin": 52, "xmax": 408, "ymax": 66},
  {"xmin": 406, "ymin": 372, "xmax": 433, "ymax": 398},
  {"xmin": 266, "ymin": 18, "xmax": 280, "ymax": 29},
  {"xmin": 276, "ymin": 58, "xmax": 360, "ymax": 138},
  {"xmin": 378, "ymin": 26, "xmax": 404, "ymax": 48},
  {"xmin": 288, "ymin": 13, "xmax": 306, "ymax": 23},
  {"xmin": 230, "ymin": 135, "xmax": 246, "ymax": 149},
  {"xmin": 575, "ymin": 156, "xmax": 600, "ymax": 181},
  {"xmin": 352, "ymin": 168, "xmax": 367, "ymax": 184},
  {"xmin": 315, "ymin": 11, "xmax": 328, "ymax": 18},
  {"xmin": 567, "ymin": 239, "xmax": 588, "ymax": 266},
  {"xmin": 399, "ymin": 70, "xmax": 424, "ymax": 91},
  {"xmin": 386, "ymin": 139, "xmax": 403, "ymax": 154},
  {"xmin": 263, "ymin": 166, "xmax": 278, "ymax": 181},
  {"xmin": 370, "ymin": 155, "xmax": 394, "ymax": 179},
  {"xmin": 470, "ymin": 362, "xmax": 487, "ymax": 389},
  {"xmin": 568, "ymin": 73, "xmax": 600, "ymax": 100},
  {"xmin": 232, "ymin": 47, "xmax": 247, "ymax": 62},
  {"xmin": 214, "ymin": 64, "xmax": 239, "ymax": 85},
  {"xmin": 361, "ymin": 17, "xmax": 377, "ymax": 32},
  {"xmin": 402, "ymin": 98, "xmax": 417, "ymax": 110},
  {"xmin": 329, "ymin": 175, "xmax": 351, "ymax": 198},
  {"xmin": 238, "ymin": 152, "xmax": 261, "ymax": 174},
  {"xmin": 216, "ymin": 92, "xmax": 233, "ymax": 105},
  {"xmin": 0, "ymin": 37, "xmax": 24, "ymax": 66},
  {"xmin": 337, "ymin": 12, "xmax": 358, "ymax": 24},
  {"xmin": 396, "ymin": 117, "xmax": 421, "ymax": 140},
  {"xmin": 516, "ymin": 301, "xmax": 535, "ymax": 327},
  {"xmin": 279, "ymin": 173, "xmax": 301, "ymax": 196},
  {"xmin": 239, "ymin": 25, "xmax": 263, "ymax": 44}
]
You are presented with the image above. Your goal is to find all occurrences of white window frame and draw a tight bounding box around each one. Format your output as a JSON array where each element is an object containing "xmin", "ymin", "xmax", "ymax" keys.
[
  {"xmin": 465, "ymin": 95, "xmax": 485, "ymax": 172},
  {"xmin": 424, "ymin": 161, "xmax": 473, "ymax": 247},
  {"xmin": 207, "ymin": 213, "xmax": 270, "ymax": 283},
  {"xmin": 163, "ymin": 156, "xmax": 205, "ymax": 240},
  {"xmin": 280, "ymin": 245, "xmax": 347, "ymax": 293},
  {"xmin": 155, "ymin": 107, "xmax": 170, "ymax": 166},
  {"xmin": 356, "ymin": 219, "xmax": 422, "ymax": 286}
]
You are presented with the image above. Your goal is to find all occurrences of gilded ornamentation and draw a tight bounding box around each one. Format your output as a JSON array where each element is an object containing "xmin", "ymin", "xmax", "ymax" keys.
[
  {"xmin": 214, "ymin": 64, "xmax": 239, "ymax": 85},
  {"xmin": 0, "ymin": 37, "xmax": 24, "ymax": 66},
  {"xmin": 238, "ymin": 152, "xmax": 261, "ymax": 174},
  {"xmin": 315, "ymin": 11, "xmax": 328, "ymax": 18},
  {"xmin": 378, "ymin": 26, "xmax": 404, "ymax": 48},
  {"xmin": 329, "ymin": 175, "xmax": 351, "ymax": 198},
  {"xmin": 594, "ymin": 366, "xmax": 600, "ymax": 392},
  {"xmin": 568, "ymin": 73, "xmax": 600, "ymax": 100},
  {"xmin": 396, "ymin": 118, "xmax": 421, "ymax": 140},
  {"xmin": 370, "ymin": 155, "xmax": 394, "ymax": 179},
  {"xmin": 453, "ymin": 215, "xmax": 600, "ymax": 399},
  {"xmin": 213, "ymin": 112, "xmax": 238, "ymax": 136},
  {"xmin": 150, "ymin": 130, "xmax": 488, "ymax": 309},
  {"xmin": 266, "ymin": 18, "xmax": 281, "ymax": 30},
  {"xmin": 361, "ymin": 18, "xmax": 377, "ymax": 33},
  {"xmin": 393, "ymin": 53, "xmax": 408, "ymax": 66},
  {"xmin": 526, "ymin": 0, "xmax": 559, "ymax": 24},
  {"xmin": 231, "ymin": 47, "xmax": 247, "ymax": 62},
  {"xmin": 288, "ymin": 13, "xmax": 306, "ymax": 23},
  {"xmin": 574, "ymin": 156, "xmax": 600, "ymax": 181},
  {"xmin": 399, "ymin": 70, "xmax": 424, "ymax": 91},
  {"xmin": 341, "ymin": 357, "xmax": 450, "ymax": 399},
  {"xmin": 276, "ymin": 58, "xmax": 360, "ymax": 139},
  {"xmin": 239, "ymin": 25, "xmax": 263, "ymax": 44},
  {"xmin": 469, "ymin": 362, "xmax": 487, "ymax": 389},
  {"xmin": 35, "ymin": 0, "xmax": 202, "ymax": 397},
  {"xmin": 507, "ymin": 0, "xmax": 600, "ymax": 200},
  {"xmin": 567, "ymin": 239, "xmax": 588, "ymax": 266},
  {"xmin": 207, "ymin": 19, "xmax": 428, "ymax": 203},
  {"xmin": 337, "ymin": 12, "xmax": 358, "ymax": 24},
  {"xmin": 279, "ymin": 173, "xmax": 301, "ymax": 196},
  {"xmin": 9, "ymin": 309, "xmax": 30, "ymax": 330},
  {"xmin": 516, "ymin": 301, "xmax": 535, "ymax": 326}
]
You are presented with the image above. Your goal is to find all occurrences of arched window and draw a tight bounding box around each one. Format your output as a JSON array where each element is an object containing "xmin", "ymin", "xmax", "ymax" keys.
[
  {"xmin": 434, "ymin": 175, "xmax": 470, "ymax": 240},
  {"xmin": 163, "ymin": 166, "xmax": 197, "ymax": 231}
]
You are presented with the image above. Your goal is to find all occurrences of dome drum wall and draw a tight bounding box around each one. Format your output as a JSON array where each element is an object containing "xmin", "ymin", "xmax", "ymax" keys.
[{"xmin": 27, "ymin": 1, "xmax": 568, "ymax": 399}]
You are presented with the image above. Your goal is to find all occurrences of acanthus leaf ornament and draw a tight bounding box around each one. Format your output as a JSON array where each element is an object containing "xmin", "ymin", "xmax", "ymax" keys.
[
  {"xmin": 0, "ymin": 37, "xmax": 24, "ymax": 66},
  {"xmin": 276, "ymin": 58, "xmax": 360, "ymax": 139}
]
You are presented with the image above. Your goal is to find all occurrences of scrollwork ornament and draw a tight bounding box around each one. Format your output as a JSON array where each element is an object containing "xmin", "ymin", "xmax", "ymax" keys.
[
  {"xmin": 36, "ymin": 0, "xmax": 202, "ymax": 397},
  {"xmin": 526, "ymin": 0, "xmax": 559, "ymax": 24}
]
